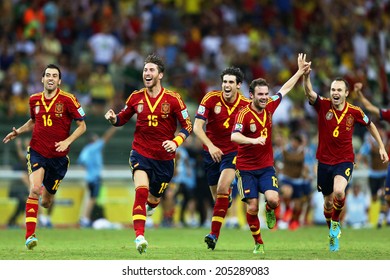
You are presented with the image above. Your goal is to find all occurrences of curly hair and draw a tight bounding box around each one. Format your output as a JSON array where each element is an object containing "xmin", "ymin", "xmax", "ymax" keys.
[{"xmin": 220, "ymin": 67, "xmax": 244, "ymax": 84}]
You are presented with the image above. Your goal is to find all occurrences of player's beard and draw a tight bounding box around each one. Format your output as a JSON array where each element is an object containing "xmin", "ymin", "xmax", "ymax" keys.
[
  {"xmin": 144, "ymin": 76, "xmax": 159, "ymax": 89},
  {"xmin": 253, "ymin": 98, "xmax": 266, "ymax": 111},
  {"xmin": 45, "ymin": 82, "xmax": 58, "ymax": 94}
]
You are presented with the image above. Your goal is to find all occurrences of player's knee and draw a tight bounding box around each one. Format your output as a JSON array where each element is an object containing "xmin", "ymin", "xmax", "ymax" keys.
[
  {"xmin": 267, "ymin": 198, "xmax": 279, "ymax": 209},
  {"xmin": 40, "ymin": 199, "xmax": 52, "ymax": 208},
  {"xmin": 247, "ymin": 203, "xmax": 259, "ymax": 213}
]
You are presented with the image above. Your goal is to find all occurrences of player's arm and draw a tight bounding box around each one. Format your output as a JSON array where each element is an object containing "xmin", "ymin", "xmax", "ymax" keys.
[
  {"xmin": 279, "ymin": 53, "xmax": 311, "ymax": 97},
  {"xmin": 105, "ymin": 94, "xmax": 136, "ymax": 126},
  {"xmin": 231, "ymin": 131, "xmax": 266, "ymax": 145},
  {"xmin": 163, "ymin": 105, "xmax": 192, "ymax": 154},
  {"xmin": 2, "ymin": 118, "xmax": 35, "ymax": 144},
  {"xmin": 105, "ymin": 108, "xmax": 135, "ymax": 127},
  {"xmin": 302, "ymin": 67, "xmax": 317, "ymax": 105},
  {"xmin": 193, "ymin": 117, "xmax": 223, "ymax": 162},
  {"xmin": 55, "ymin": 120, "xmax": 87, "ymax": 152},
  {"xmin": 354, "ymin": 83, "xmax": 380, "ymax": 118},
  {"xmin": 366, "ymin": 122, "xmax": 389, "ymax": 163}
]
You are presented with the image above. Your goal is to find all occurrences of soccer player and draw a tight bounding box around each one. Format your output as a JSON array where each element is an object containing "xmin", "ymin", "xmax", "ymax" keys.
[
  {"xmin": 104, "ymin": 54, "xmax": 192, "ymax": 254},
  {"xmin": 231, "ymin": 53, "xmax": 310, "ymax": 254},
  {"xmin": 77, "ymin": 126, "xmax": 118, "ymax": 227},
  {"xmin": 302, "ymin": 69, "xmax": 389, "ymax": 251},
  {"xmin": 355, "ymin": 82, "xmax": 390, "ymax": 227},
  {"xmin": 193, "ymin": 66, "xmax": 251, "ymax": 250},
  {"xmin": 2, "ymin": 64, "xmax": 87, "ymax": 249}
]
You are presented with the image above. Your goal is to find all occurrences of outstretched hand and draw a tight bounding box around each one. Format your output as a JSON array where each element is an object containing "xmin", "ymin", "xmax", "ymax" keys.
[{"xmin": 3, "ymin": 127, "xmax": 18, "ymax": 144}]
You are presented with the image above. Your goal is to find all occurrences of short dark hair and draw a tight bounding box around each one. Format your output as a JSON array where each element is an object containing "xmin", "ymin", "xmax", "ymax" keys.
[
  {"xmin": 220, "ymin": 67, "xmax": 244, "ymax": 84},
  {"xmin": 249, "ymin": 78, "xmax": 269, "ymax": 94},
  {"xmin": 144, "ymin": 54, "xmax": 165, "ymax": 73},
  {"xmin": 333, "ymin": 77, "xmax": 349, "ymax": 91},
  {"xmin": 42, "ymin": 64, "xmax": 62, "ymax": 79}
]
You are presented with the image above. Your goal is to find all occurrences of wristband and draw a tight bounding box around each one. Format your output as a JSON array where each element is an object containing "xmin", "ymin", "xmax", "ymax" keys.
[{"xmin": 172, "ymin": 135, "xmax": 184, "ymax": 148}]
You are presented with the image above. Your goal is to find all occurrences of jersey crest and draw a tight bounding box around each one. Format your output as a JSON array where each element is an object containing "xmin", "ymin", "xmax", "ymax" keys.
[
  {"xmin": 55, "ymin": 102, "xmax": 64, "ymax": 117},
  {"xmin": 325, "ymin": 111, "xmax": 333, "ymax": 120},
  {"xmin": 250, "ymin": 119, "xmax": 256, "ymax": 132},
  {"xmin": 346, "ymin": 115, "xmax": 354, "ymax": 130},
  {"xmin": 214, "ymin": 102, "xmax": 222, "ymax": 114},
  {"xmin": 161, "ymin": 102, "xmax": 170, "ymax": 114},
  {"xmin": 35, "ymin": 102, "xmax": 40, "ymax": 114},
  {"xmin": 137, "ymin": 101, "xmax": 144, "ymax": 113}
]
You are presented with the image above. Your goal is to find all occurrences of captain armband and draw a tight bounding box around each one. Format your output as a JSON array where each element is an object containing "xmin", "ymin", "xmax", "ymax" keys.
[{"xmin": 172, "ymin": 135, "xmax": 184, "ymax": 148}]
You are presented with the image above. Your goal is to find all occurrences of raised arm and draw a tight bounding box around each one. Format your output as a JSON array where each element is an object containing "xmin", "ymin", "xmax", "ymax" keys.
[
  {"xmin": 354, "ymin": 83, "xmax": 380, "ymax": 118},
  {"xmin": 279, "ymin": 53, "xmax": 311, "ymax": 96},
  {"xmin": 302, "ymin": 66, "xmax": 317, "ymax": 104}
]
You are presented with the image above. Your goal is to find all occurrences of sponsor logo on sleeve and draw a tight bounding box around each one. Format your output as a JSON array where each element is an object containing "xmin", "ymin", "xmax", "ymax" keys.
[
  {"xmin": 77, "ymin": 107, "xmax": 85, "ymax": 116},
  {"xmin": 235, "ymin": 123, "xmax": 243, "ymax": 132},
  {"xmin": 363, "ymin": 114, "xmax": 369, "ymax": 124},
  {"xmin": 197, "ymin": 105, "xmax": 205, "ymax": 115},
  {"xmin": 181, "ymin": 109, "xmax": 189, "ymax": 119}
]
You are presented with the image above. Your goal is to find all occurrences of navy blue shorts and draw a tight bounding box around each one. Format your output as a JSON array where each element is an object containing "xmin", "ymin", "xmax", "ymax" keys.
[
  {"xmin": 236, "ymin": 166, "xmax": 279, "ymax": 201},
  {"xmin": 88, "ymin": 177, "xmax": 101, "ymax": 198},
  {"xmin": 203, "ymin": 150, "xmax": 237, "ymax": 186},
  {"xmin": 129, "ymin": 150, "xmax": 174, "ymax": 198},
  {"xmin": 27, "ymin": 147, "xmax": 69, "ymax": 194},
  {"xmin": 317, "ymin": 162, "xmax": 354, "ymax": 196},
  {"xmin": 302, "ymin": 180, "xmax": 313, "ymax": 196}
]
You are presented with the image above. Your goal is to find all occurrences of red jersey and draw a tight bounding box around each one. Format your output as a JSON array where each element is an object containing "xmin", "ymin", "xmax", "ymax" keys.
[
  {"xmin": 195, "ymin": 91, "xmax": 251, "ymax": 154},
  {"xmin": 115, "ymin": 87, "xmax": 192, "ymax": 160},
  {"xmin": 313, "ymin": 96, "xmax": 370, "ymax": 165},
  {"xmin": 232, "ymin": 93, "xmax": 282, "ymax": 170},
  {"xmin": 29, "ymin": 88, "xmax": 86, "ymax": 158},
  {"xmin": 380, "ymin": 108, "xmax": 390, "ymax": 123}
]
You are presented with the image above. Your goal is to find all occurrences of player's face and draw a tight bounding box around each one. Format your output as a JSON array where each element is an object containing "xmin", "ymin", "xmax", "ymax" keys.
[
  {"xmin": 222, "ymin": 74, "xmax": 240, "ymax": 101},
  {"xmin": 143, "ymin": 63, "xmax": 163, "ymax": 89},
  {"xmin": 42, "ymin": 68, "xmax": 61, "ymax": 93},
  {"xmin": 251, "ymin": 85, "xmax": 269, "ymax": 111},
  {"xmin": 330, "ymin": 80, "xmax": 348, "ymax": 108}
]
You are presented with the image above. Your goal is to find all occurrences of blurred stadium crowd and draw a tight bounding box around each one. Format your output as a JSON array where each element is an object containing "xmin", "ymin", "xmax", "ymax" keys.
[{"xmin": 0, "ymin": 0, "xmax": 389, "ymax": 119}]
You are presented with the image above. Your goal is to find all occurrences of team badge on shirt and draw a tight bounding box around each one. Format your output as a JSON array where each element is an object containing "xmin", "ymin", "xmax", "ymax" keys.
[
  {"xmin": 214, "ymin": 102, "xmax": 222, "ymax": 114},
  {"xmin": 326, "ymin": 111, "xmax": 333, "ymax": 120},
  {"xmin": 197, "ymin": 105, "xmax": 205, "ymax": 115},
  {"xmin": 55, "ymin": 103, "xmax": 64, "ymax": 117},
  {"xmin": 137, "ymin": 102, "xmax": 144, "ymax": 113},
  {"xmin": 161, "ymin": 102, "xmax": 170, "ymax": 114},
  {"xmin": 35, "ymin": 104, "xmax": 40, "ymax": 115},
  {"xmin": 346, "ymin": 115, "xmax": 354, "ymax": 131},
  {"xmin": 250, "ymin": 123, "xmax": 257, "ymax": 132}
]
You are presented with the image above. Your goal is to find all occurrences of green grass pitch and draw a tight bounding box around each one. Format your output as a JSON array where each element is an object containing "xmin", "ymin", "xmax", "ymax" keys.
[{"xmin": 0, "ymin": 226, "xmax": 389, "ymax": 260}]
